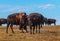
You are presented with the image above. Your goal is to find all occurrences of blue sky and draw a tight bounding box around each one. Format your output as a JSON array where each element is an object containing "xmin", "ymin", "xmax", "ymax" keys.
[{"xmin": 0, "ymin": 0, "xmax": 60, "ymax": 25}]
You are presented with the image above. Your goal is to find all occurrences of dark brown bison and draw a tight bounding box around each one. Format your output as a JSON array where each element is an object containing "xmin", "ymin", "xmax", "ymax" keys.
[
  {"xmin": 47, "ymin": 19, "xmax": 56, "ymax": 25},
  {"xmin": 0, "ymin": 18, "xmax": 7, "ymax": 26},
  {"xmin": 6, "ymin": 12, "xmax": 28, "ymax": 33},
  {"xmin": 28, "ymin": 13, "xmax": 44, "ymax": 34},
  {"xmin": 41, "ymin": 18, "xmax": 56, "ymax": 26}
]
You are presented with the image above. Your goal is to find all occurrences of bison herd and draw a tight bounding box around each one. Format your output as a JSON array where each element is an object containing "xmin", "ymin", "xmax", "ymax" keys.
[{"xmin": 0, "ymin": 12, "xmax": 56, "ymax": 34}]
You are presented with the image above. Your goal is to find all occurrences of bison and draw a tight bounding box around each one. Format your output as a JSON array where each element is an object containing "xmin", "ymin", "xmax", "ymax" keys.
[
  {"xmin": 6, "ymin": 12, "xmax": 28, "ymax": 33},
  {"xmin": 41, "ymin": 18, "xmax": 56, "ymax": 26},
  {"xmin": 27, "ymin": 13, "xmax": 44, "ymax": 34},
  {"xmin": 47, "ymin": 18, "xmax": 56, "ymax": 25},
  {"xmin": 0, "ymin": 18, "xmax": 7, "ymax": 26}
]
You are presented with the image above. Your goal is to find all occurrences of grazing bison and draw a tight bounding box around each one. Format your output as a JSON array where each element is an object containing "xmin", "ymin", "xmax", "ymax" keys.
[
  {"xmin": 41, "ymin": 18, "xmax": 56, "ymax": 26},
  {"xmin": 28, "ymin": 13, "xmax": 44, "ymax": 34},
  {"xmin": 47, "ymin": 19, "xmax": 56, "ymax": 25},
  {"xmin": 6, "ymin": 12, "xmax": 28, "ymax": 33},
  {"xmin": 0, "ymin": 18, "xmax": 7, "ymax": 26}
]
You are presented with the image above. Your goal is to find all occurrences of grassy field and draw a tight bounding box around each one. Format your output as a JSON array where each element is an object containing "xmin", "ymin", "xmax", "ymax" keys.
[{"xmin": 0, "ymin": 25, "xmax": 60, "ymax": 41}]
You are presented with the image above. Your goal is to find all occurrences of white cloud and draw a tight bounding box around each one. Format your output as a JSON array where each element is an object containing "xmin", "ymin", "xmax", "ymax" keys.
[
  {"xmin": 0, "ymin": 4, "xmax": 55, "ymax": 13},
  {"xmin": 0, "ymin": 5, "xmax": 31, "ymax": 13},
  {"xmin": 38, "ymin": 4, "xmax": 55, "ymax": 9}
]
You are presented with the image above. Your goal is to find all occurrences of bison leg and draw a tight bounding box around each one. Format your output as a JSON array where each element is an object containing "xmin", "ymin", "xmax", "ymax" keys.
[
  {"xmin": 10, "ymin": 24, "xmax": 14, "ymax": 33},
  {"xmin": 39, "ymin": 24, "xmax": 40, "ymax": 33},
  {"xmin": 21, "ymin": 27, "xmax": 24, "ymax": 33},
  {"xmin": 0, "ymin": 24, "xmax": 2, "ymax": 26},
  {"xmin": 6, "ymin": 23, "xmax": 10, "ymax": 33},
  {"xmin": 33, "ymin": 25, "xmax": 35, "ymax": 34},
  {"xmin": 54, "ymin": 22, "xmax": 56, "ymax": 25},
  {"xmin": 24, "ymin": 26, "xmax": 28, "ymax": 33},
  {"xmin": 30, "ymin": 26, "xmax": 32, "ymax": 34},
  {"xmin": 19, "ymin": 25, "xmax": 22, "ymax": 30},
  {"xmin": 41, "ymin": 24, "xmax": 42, "ymax": 28},
  {"xmin": 36, "ymin": 25, "xmax": 37, "ymax": 33},
  {"xmin": 21, "ymin": 24, "xmax": 24, "ymax": 33},
  {"xmin": 19, "ymin": 24, "xmax": 24, "ymax": 33}
]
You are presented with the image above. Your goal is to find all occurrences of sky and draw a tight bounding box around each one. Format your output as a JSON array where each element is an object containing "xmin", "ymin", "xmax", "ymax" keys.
[{"xmin": 0, "ymin": 0, "xmax": 60, "ymax": 25}]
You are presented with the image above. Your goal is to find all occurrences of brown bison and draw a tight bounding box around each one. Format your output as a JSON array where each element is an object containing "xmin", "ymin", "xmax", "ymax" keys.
[
  {"xmin": 28, "ymin": 13, "xmax": 44, "ymax": 34},
  {"xmin": 47, "ymin": 19, "xmax": 56, "ymax": 25},
  {"xmin": 0, "ymin": 18, "xmax": 7, "ymax": 26},
  {"xmin": 41, "ymin": 18, "xmax": 56, "ymax": 26},
  {"xmin": 6, "ymin": 12, "xmax": 28, "ymax": 33}
]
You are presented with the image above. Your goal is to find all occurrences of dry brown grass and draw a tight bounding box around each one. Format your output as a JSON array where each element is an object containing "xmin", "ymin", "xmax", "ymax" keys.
[{"xmin": 0, "ymin": 25, "xmax": 60, "ymax": 41}]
